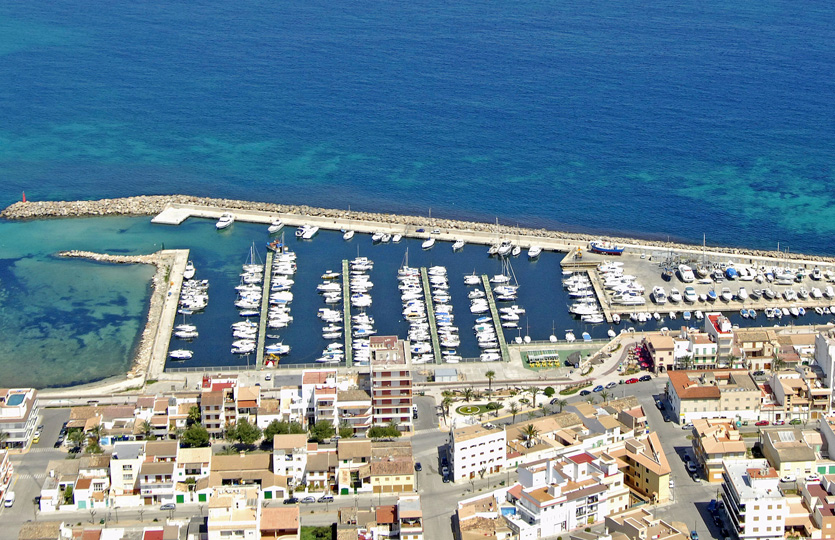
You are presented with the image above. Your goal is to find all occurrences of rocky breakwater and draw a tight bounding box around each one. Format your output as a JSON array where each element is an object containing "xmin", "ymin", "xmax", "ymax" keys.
[
  {"xmin": 6, "ymin": 194, "xmax": 835, "ymax": 264},
  {"xmin": 58, "ymin": 249, "xmax": 177, "ymax": 381}
]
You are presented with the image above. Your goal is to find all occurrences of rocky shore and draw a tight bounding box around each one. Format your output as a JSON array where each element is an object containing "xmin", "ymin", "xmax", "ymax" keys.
[
  {"xmin": 8, "ymin": 195, "xmax": 835, "ymax": 263},
  {"xmin": 58, "ymin": 249, "xmax": 176, "ymax": 381}
]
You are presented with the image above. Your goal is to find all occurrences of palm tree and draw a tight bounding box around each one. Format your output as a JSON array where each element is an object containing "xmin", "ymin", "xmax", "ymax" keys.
[
  {"xmin": 600, "ymin": 390, "xmax": 609, "ymax": 404},
  {"xmin": 441, "ymin": 396, "xmax": 453, "ymax": 418},
  {"xmin": 509, "ymin": 402, "xmax": 519, "ymax": 424},
  {"xmin": 485, "ymin": 370, "xmax": 496, "ymax": 393},
  {"xmin": 554, "ymin": 399, "xmax": 568, "ymax": 413},
  {"xmin": 527, "ymin": 387, "xmax": 539, "ymax": 408},
  {"xmin": 539, "ymin": 403, "xmax": 549, "ymax": 417},
  {"xmin": 520, "ymin": 424, "xmax": 540, "ymax": 448},
  {"xmin": 586, "ymin": 396, "xmax": 596, "ymax": 405},
  {"xmin": 462, "ymin": 387, "xmax": 474, "ymax": 403}
]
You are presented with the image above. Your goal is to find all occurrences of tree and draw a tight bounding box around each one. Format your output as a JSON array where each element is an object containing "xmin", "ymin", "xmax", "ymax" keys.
[
  {"xmin": 543, "ymin": 386, "xmax": 556, "ymax": 398},
  {"xmin": 772, "ymin": 354, "xmax": 786, "ymax": 373},
  {"xmin": 181, "ymin": 424, "xmax": 210, "ymax": 447},
  {"xmin": 68, "ymin": 429, "xmax": 85, "ymax": 450},
  {"xmin": 138, "ymin": 420, "xmax": 152, "ymax": 440},
  {"xmin": 485, "ymin": 370, "xmax": 496, "ymax": 393},
  {"xmin": 367, "ymin": 425, "xmax": 401, "ymax": 440},
  {"xmin": 586, "ymin": 396, "xmax": 596, "ymax": 405},
  {"xmin": 187, "ymin": 406, "xmax": 201, "ymax": 427},
  {"xmin": 509, "ymin": 402, "xmax": 519, "ymax": 424},
  {"xmin": 539, "ymin": 404, "xmax": 549, "ymax": 417},
  {"xmin": 338, "ymin": 422, "xmax": 354, "ymax": 439},
  {"xmin": 520, "ymin": 424, "xmax": 540, "ymax": 448},
  {"xmin": 462, "ymin": 387, "xmax": 474, "ymax": 403},
  {"xmin": 226, "ymin": 419, "xmax": 262, "ymax": 446},
  {"xmin": 263, "ymin": 420, "xmax": 306, "ymax": 444},
  {"xmin": 554, "ymin": 399, "xmax": 568, "ymax": 413},
  {"xmin": 308, "ymin": 420, "xmax": 335, "ymax": 443},
  {"xmin": 63, "ymin": 486, "xmax": 74, "ymax": 505},
  {"xmin": 527, "ymin": 387, "xmax": 538, "ymax": 408},
  {"xmin": 442, "ymin": 396, "xmax": 453, "ymax": 418},
  {"xmin": 600, "ymin": 390, "xmax": 609, "ymax": 404}
]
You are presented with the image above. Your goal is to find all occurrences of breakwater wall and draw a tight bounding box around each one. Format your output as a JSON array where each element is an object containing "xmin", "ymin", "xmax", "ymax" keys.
[
  {"xmin": 58, "ymin": 249, "xmax": 186, "ymax": 382},
  {"xmin": 8, "ymin": 194, "xmax": 835, "ymax": 264}
]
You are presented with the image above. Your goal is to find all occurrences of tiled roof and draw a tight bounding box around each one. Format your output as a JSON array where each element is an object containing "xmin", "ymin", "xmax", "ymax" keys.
[
  {"xmin": 667, "ymin": 371, "xmax": 720, "ymax": 400},
  {"xmin": 260, "ymin": 506, "xmax": 299, "ymax": 532}
]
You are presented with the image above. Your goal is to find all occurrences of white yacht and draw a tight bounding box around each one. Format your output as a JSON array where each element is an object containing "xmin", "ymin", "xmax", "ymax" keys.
[
  {"xmin": 183, "ymin": 261, "xmax": 196, "ymax": 280},
  {"xmin": 669, "ymin": 288, "xmax": 682, "ymax": 303},
  {"xmin": 528, "ymin": 246, "xmax": 542, "ymax": 260},
  {"xmin": 422, "ymin": 237, "xmax": 435, "ymax": 250},
  {"xmin": 678, "ymin": 264, "xmax": 696, "ymax": 283},
  {"xmin": 343, "ymin": 230, "xmax": 355, "ymax": 241},
  {"xmin": 169, "ymin": 349, "xmax": 193, "ymax": 360},
  {"xmin": 452, "ymin": 239, "xmax": 466, "ymax": 251},
  {"xmin": 371, "ymin": 232, "xmax": 384, "ymax": 242},
  {"xmin": 216, "ymin": 213, "xmax": 235, "ymax": 229},
  {"xmin": 651, "ymin": 286, "xmax": 668, "ymax": 304},
  {"xmin": 737, "ymin": 287, "xmax": 749, "ymax": 301},
  {"xmin": 267, "ymin": 219, "xmax": 283, "ymax": 234},
  {"xmin": 392, "ymin": 234, "xmax": 402, "ymax": 243}
]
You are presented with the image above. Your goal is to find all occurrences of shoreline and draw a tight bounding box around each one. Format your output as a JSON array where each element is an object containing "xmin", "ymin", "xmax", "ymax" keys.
[
  {"xmin": 5, "ymin": 194, "xmax": 835, "ymax": 263},
  {"xmin": 48, "ymin": 249, "xmax": 186, "ymax": 397}
]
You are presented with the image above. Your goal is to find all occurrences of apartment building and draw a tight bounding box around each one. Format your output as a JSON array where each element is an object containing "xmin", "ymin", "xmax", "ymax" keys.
[
  {"xmin": 0, "ymin": 388, "xmax": 39, "ymax": 449},
  {"xmin": 272, "ymin": 434, "xmax": 309, "ymax": 486},
  {"xmin": 369, "ymin": 336, "xmax": 413, "ymax": 433},
  {"xmin": 643, "ymin": 334, "xmax": 675, "ymax": 372},
  {"xmin": 451, "ymin": 424, "xmax": 506, "ymax": 482},
  {"xmin": 760, "ymin": 428, "xmax": 817, "ymax": 477},
  {"xmin": 605, "ymin": 507, "xmax": 690, "ymax": 540},
  {"xmin": 770, "ymin": 367, "xmax": 832, "ymax": 422},
  {"xmin": 207, "ymin": 486, "xmax": 260, "ymax": 540},
  {"xmin": 260, "ymin": 506, "xmax": 300, "ymax": 540},
  {"xmin": 110, "ymin": 441, "xmax": 146, "ymax": 505},
  {"xmin": 504, "ymin": 451, "xmax": 626, "ymax": 539},
  {"xmin": 667, "ymin": 370, "xmax": 761, "ymax": 423},
  {"xmin": 735, "ymin": 328, "xmax": 778, "ymax": 371},
  {"xmin": 336, "ymin": 496, "xmax": 423, "ymax": 540},
  {"xmin": 336, "ymin": 389, "xmax": 372, "ymax": 436},
  {"xmin": 722, "ymin": 460, "xmax": 786, "ymax": 540},
  {"xmin": 370, "ymin": 441, "xmax": 416, "ymax": 494},
  {"xmin": 599, "ymin": 432, "xmax": 671, "ymax": 504},
  {"xmin": 301, "ymin": 370, "xmax": 338, "ymax": 427},
  {"xmin": 706, "ymin": 313, "xmax": 742, "ymax": 367},
  {"xmin": 691, "ymin": 418, "xmax": 747, "ymax": 482},
  {"xmin": 815, "ymin": 331, "xmax": 835, "ymax": 390}
]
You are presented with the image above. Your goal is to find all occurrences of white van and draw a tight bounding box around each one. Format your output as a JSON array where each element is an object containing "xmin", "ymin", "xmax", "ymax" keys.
[{"xmin": 4, "ymin": 491, "xmax": 15, "ymax": 507}]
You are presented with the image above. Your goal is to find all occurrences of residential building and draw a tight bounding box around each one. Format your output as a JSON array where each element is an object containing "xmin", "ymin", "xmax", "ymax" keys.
[
  {"xmin": 667, "ymin": 370, "xmax": 761, "ymax": 423},
  {"xmin": 370, "ymin": 441, "xmax": 415, "ymax": 493},
  {"xmin": 301, "ymin": 370, "xmax": 337, "ymax": 427},
  {"xmin": 643, "ymin": 334, "xmax": 675, "ymax": 372},
  {"xmin": 109, "ymin": 441, "xmax": 146, "ymax": 505},
  {"xmin": 602, "ymin": 397, "xmax": 647, "ymax": 435},
  {"xmin": 138, "ymin": 462, "xmax": 175, "ymax": 505},
  {"xmin": 820, "ymin": 415, "xmax": 835, "ymax": 459},
  {"xmin": 604, "ymin": 507, "xmax": 690, "ymax": 540},
  {"xmin": 691, "ymin": 418, "xmax": 747, "ymax": 482},
  {"xmin": 336, "ymin": 389, "xmax": 372, "ymax": 436},
  {"xmin": 455, "ymin": 492, "xmax": 515, "ymax": 540},
  {"xmin": 39, "ymin": 459, "xmax": 80, "ymax": 512},
  {"xmin": 722, "ymin": 460, "xmax": 786, "ymax": 540},
  {"xmin": 370, "ymin": 336, "xmax": 413, "ymax": 433},
  {"xmin": 336, "ymin": 439, "xmax": 372, "ymax": 494},
  {"xmin": 272, "ymin": 434, "xmax": 308, "ymax": 486},
  {"xmin": 598, "ymin": 432, "xmax": 671, "ymax": 504},
  {"xmin": 815, "ymin": 331, "xmax": 835, "ymax": 391},
  {"xmin": 769, "ymin": 367, "xmax": 832, "ymax": 422},
  {"xmin": 305, "ymin": 448, "xmax": 337, "ymax": 494},
  {"xmin": 207, "ymin": 485, "xmax": 260, "ymax": 540},
  {"xmin": 0, "ymin": 388, "xmax": 39, "ymax": 449},
  {"xmin": 336, "ymin": 496, "xmax": 424, "ymax": 540},
  {"xmin": 735, "ymin": 329, "xmax": 778, "ymax": 372},
  {"xmin": 706, "ymin": 312, "xmax": 741, "ymax": 366},
  {"xmin": 450, "ymin": 424, "xmax": 506, "ymax": 482},
  {"xmin": 260, "ymin": 506, "xmax": 300, "ymax": 540},
  {"xmin": 395, "ymin": 495, "xmax": 424, "ymax": 540},
  {"xmin": 208, "ymin": 453, "xmax": 287, "ymax": 502},
  {"xmin": 175, "ymin": 447, "xmax": 212, "ymax": 482},
  {"xmin": 760, "ymin": 428, "xmax": 817, "ymax": 477},
  {"xmin": 504, "ymin": 451, "xmax": 626, "ymax": 539},
  {"xmin": 200, "ymin": 391, "xmax": 225, "ymax": 439}
]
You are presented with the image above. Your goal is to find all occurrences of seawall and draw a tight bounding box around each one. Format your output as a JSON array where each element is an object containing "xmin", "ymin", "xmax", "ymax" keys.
[{"xmin": 6, "ymin": 194, "xmax": 835, "ymax": 264}]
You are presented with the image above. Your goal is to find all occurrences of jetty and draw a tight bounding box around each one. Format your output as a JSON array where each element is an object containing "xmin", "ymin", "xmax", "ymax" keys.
[
  {"xmin": 255, "ymin": 250, "xmax": 274, "ymax": 369},
  {"xmin": 342, "ymin": 260, "xmax": 353, "ymax": 367},
  {"xmin": 420, "ymin": 268, "xmax": 443, "ymax": 365},
  {"xmin": 482, "ymin": 275, "xmax": 510, "ymax": 362}
]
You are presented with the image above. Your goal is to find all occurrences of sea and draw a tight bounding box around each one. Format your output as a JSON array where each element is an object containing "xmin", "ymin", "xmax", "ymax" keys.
[{"xmin": 0, "ymin": 0, "xmax": 833, "ymax": 387}]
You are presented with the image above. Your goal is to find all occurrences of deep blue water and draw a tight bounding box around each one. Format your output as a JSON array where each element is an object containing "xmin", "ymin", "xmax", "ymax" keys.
[{"xmin": 1, "ymin": 1, "xmax": 834, "ymax": 254}]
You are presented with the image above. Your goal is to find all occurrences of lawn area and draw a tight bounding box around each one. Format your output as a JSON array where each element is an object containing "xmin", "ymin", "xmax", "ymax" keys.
[
  {"xmin": 456, "ymin": 404, "xmax": 489, "ymax": 415},
  {"xmin": 301, "ymin": 525, "xmax": 333, "ymax": 540}
]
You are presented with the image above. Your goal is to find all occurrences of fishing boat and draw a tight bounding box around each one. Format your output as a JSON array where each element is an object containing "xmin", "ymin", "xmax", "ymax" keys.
[
  {"xmin": 267, "ymin": 219, "xmax": 284, "ymax": 234},
  {"xmin": 589, "ymin": 240, "xmax": 625, "ymax": 255},
  {"xmin": 216, "ymin": 213, "xmax": 235, "ymax": 229}
]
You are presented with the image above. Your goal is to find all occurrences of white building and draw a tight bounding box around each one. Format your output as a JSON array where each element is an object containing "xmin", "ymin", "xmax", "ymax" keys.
[
  {"xmin": 504, "ymin": 451, "xmax": 627, "ymax": 540},
  {"xmin": 0, "ymin": 388, "xmax": 39, "ymax": 449},
  {"xmin": 272, "ymin": 434, "xmax": 309, "ymax": 486},
  {"xmin": 450, "ymin": 424, "xmax": 506, "ymax": 482},
  {"xmin": 814, "ymin": 331, "xmax": 835, "ymax": 391},
  {"xmin": 722, "ymin": 459, "xmax": 787, "ymax": 540},
  {"xmin": 109, "ymin": 441, "xmax": 146, "ymax": 506}
]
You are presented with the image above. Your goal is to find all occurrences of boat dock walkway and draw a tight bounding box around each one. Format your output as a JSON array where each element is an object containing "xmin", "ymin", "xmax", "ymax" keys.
[
  {"xmin": 150, "ymin": 249, "xmax": 190, "ymax": 380},
  {"xmin": 342, "ymin": 260, "xmax": 353, "ymax": 367},
  {"xmin": 420, "ymin": 268, "xmax": 443, "ymax": 365},
  {"xmin": 255, "ymin": 251, "xmax": 274, "ymax": 369},
  {"xmin": 482, "ymin": 275, "xmax": 510, "ymax": 362}
]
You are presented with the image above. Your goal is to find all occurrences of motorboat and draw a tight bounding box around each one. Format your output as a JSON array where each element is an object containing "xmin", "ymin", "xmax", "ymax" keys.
[
  {"xmin": 720, "ymin": 287, "xmax": 733, "ymax": 301},
  {"xmin": 392, "ymin": 234, "xmax": 402, "ymax": 243},
  {"xmin": 169, "ymin": 349, "xmax": 193, "ymax": 360},
  {"xmin": 343, "ymin": 230, "xmax": 355, "ymax": 241},
  {"xmin": 452, "ymin": 239, "xmax": 466, "ymax": 251},
  {"xmin": 683, "ymin": 286, "xmax": 697, "ymax": 303},
  {"xmin": 528, "ymin": 246, "xmax": 542, "ymax": 260},
  {"xmin": 372, "ymin": 232, "xmax": 384, "ymax": 242},
  {"xmin": 737, "ymin": 287, "xmax": 749, "ymax": 301},
  {"xmin": 422, "ymin": 237, "xmax": 435, "ymax": 250},
  {"xmin": 678, "ymin": 264, "xmax": 695, "ymax": 283},
  {"xmin": 183, "ymin": 261, "xmax": 196, "ymax": 280},
  {"xmin": 669, "ymin": 288, "xmax": 682, "ymax": 303},
  {"xmin": 511, "ymin": 245, "xmax": 522, "ymax": 257},
  {"xmin": 267, "ymin": 219, "xmax": 284, "ymax": 234},
  {"xmin": 497, "ymin": 241, "xmax": 513, "ymax": 257},
  {"xmin": 296, "ymin": 225, "xmax": 320, "ymax": 239},
  {"xmin": 216, "ymin": 213, "xmax": 234, "ymax": 229},
  {"xmin": 651, "ymin": 286, "xmax": 667, "ymax": 304}
]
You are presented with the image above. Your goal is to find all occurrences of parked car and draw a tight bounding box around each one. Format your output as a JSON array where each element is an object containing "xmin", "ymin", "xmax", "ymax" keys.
[
  {"xmin": 550, "ymin": 398, "xmax": 559, "ymax": 405},
  {"xmin": 655, "ymin": 400, "xmax": 664, "ymax": 410},
  {"xmin": 441, "ymin": 466, "xmax": 449, "ymax": 476},
  {"xmin": 317, "ymin": 495, "xmax": 334, "ymax": 503},
  {"xmin": 579, "ymin": 390, "xmax": 591, "ymax": 396},
  {"xmin": 442, "ymin": 475, "xmax": 450, "ymax": 483},
  {"xmin": 691, "ymin": 532, "xmax": 699, "ymax": 540},
  {"xmin": 681, "ymin": 423, "xmax": 694, "ymax": 431},
  {"xmin": 687, "ymin": 462, "xmax": 698, "ymax": 473},
  {"xmin": 639, "ymin": 375, "xmax": 652, "ymax": 382},
  {"xmin": 755, "ymin": 420, "xmax": 769, "ymax": 426},
  {"xmin": 625, "ymin": 378, "xmax": 639, "ymax": 384},
  {"xmin": 806, "ymin": 473, "xmax": 821, "ymax": 482},
  {"xmin": 301, "ymin": 496, "xmax": 316, "ymax": 504},
  {"xmin": 669, "ymin": 479, "xmax": 675, "ymax": 489},
  {"xmin": 593, "ymin": 385, "xmax": 604, "ymax": 392},
  {"xmin": 789, "ymin": 419, "xmax": 802, "ymax": 425},
  {"xmin": 772, "ymin": 420, "xmax": 785, "ymax": 426},
  {"xmin": 781, "ymin": 474, "xmax": 797, "ymax": 483},
  {"xmin": 160, "ymin": 503, "xmax": 176, "ymax": 511},
  {"xmin": 708, "ymin": 499, "xmax": 718, "ymax": 512},
  {"xmin": 415, "ymin": 462, "xmax": 422, "ymax": 472},
  {"xmin": 605, "ymin": 382, "xmax": 617, "ymax": 389},
  {"xmin": 753, "ymin": 370, "xmax": 765, "ymax": 376},
  {"xmin": 284, "ymin": 497, "xmax": 299, "ymax": 505},
  {"xmin": 264, "ymin": 373, "xmax": 271, "ymax": 381}
]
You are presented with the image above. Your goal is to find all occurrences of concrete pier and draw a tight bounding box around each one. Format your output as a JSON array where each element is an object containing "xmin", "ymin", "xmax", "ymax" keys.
[
  {"xmin": 342, "ymin": 260, "xmax": 353, "ymax": 367},
  {"xmin": 482, "ymin": 275, "xmax": 510, "ymax": 362},
  {"xmin": 149, "ymin": 250, "xmax": 190, "ymax": 380},
  {"xmin": 255, "ymin": 251, "xmax": 274, "ymax": 369},
  {"xmin": 420, "ymin": 268, "xmax": 443, "ymax": 365}
]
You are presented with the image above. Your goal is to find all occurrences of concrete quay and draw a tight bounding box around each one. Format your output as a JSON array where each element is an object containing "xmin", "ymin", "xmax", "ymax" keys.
[{"xmin": 256, "ymin": 250, "xmax": 274, "ymax": 369}]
